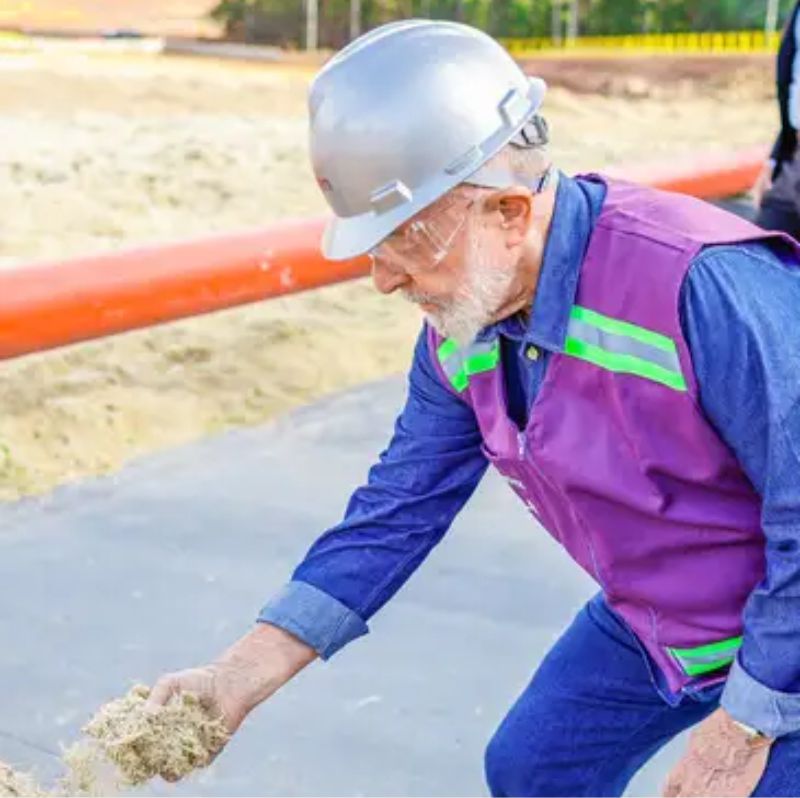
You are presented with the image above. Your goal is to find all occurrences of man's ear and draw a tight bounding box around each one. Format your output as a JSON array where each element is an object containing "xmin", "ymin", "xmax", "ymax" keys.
[{"xmin": 485, "ymin": 188, "xmax": 533, "ymax": 245}]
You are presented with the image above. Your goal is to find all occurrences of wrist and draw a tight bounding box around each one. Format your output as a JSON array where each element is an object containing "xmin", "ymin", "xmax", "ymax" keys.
[
  {"xmin": 215, "ymin": 623, "xmax": 317, "ymax": 707},
  {"xmin": 723, "ymin": 711, "xmax": 773, "ymax": 749}
]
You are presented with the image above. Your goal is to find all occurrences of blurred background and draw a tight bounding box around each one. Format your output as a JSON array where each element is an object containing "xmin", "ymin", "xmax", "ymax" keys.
[
  {"xmin": 210, "ymin": 0, "xmax": 793, "ymax": 48},
  {"xmin": 0, "ymin": 1, "xmax": 789, "ymax": 501},
  {"xmin": 1, "ymin": 1, "xmax": 796, "ymax": 46}
]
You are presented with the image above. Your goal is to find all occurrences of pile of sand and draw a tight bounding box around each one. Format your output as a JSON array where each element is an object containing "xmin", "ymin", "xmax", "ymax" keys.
[
  {"xmin": 0, "ymin": 0, "xmax": 221, "ymax": 37},
  {"xmin": 0, "ymin": 685, "xmax": 228, "ymax": 796},
  {"xmin": 523, "ymin": 53, "xmax": 775, "ymax": 102}
]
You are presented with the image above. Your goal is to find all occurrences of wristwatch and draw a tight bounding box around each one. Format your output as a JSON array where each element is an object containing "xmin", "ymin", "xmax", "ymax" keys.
[{"xmin": 732, "ymin": 719, "xmax": 770, "ymax": 743}]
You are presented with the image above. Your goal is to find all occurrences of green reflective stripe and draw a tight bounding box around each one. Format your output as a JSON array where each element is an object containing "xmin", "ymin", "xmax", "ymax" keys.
[
  {"xmin": 440, "ymin": 361, "xmax": 467, "ymax": 390},
  {"xmin": 464, "ymin": 345, "xmax": 499, "ymax": 376},
  {"xmin": 670, "ymin": 636, "xmax": 743, "ymax": 661},
  {"xmin": 451, "ymin": 370, "xmax": 469, "ymax": 392},
  {"xmin": 565, "ymin": 306, "xmax": 687, "ymax": 391},
  {"xmin": 571, "ymin": 305, "xmax": 676, "ymax": 354},
  {"xmin": 564, "ymin": 337, "xmax": 687, "ymax": 392},
  {"xmin": 438, "ymin": 339, "xmax": 500, "ymax": 392},
  {"xmin": 668, "ymin": 636, "xmax": 742, "ymax": 677},
  {"xmin": 438, "ymin": 338, "xmax": 459, "ymax": 363},
  {"xmin": 466, "ymin": 340, "xmax": 499, "ymax": 358},
  {"xmin": 440, "ymin": 353, "xmax": 463, "ymax": 380},
  {"xmin": 438, "ymin": 338, "xmax": 466, "ymax": 390},
  {"xmin": 568, "ymin": 318, "xmax": 681, "ymax": 374},
  {"xmin": 677, "ymin": 649, "xmax": 741, "ymax": 666},
  {"xmin": 680, "ymin": 656, "xmax": 736, "ymax": 677}
]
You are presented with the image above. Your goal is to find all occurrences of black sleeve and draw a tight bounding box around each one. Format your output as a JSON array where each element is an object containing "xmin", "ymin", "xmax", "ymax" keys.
[
  {"xmin": 770, "ymin": 130, "xmax": 785, "ymax": 165},
  {"xmin": 773, "ymin": 2, "xmax": 800, "ymax": 176}
]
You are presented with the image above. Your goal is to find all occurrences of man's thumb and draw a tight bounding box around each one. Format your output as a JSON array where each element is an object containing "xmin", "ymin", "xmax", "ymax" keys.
[{"xmin": 147, "ymin": 676, "xmax": 177, "ymax": 709}]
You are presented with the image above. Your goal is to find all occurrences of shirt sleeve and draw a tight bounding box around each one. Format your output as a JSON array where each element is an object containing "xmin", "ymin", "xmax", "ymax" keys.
[
  {"xmin": 257, "ymin": 327, "xmax": 488, "ymax": 659},
  {"xmin": 769, "ymin": 133, "xmax": 782, "ymax": 173},
  {"xmin": 681, "ymin": 240, "xmax": 800, "ymax": 737}
]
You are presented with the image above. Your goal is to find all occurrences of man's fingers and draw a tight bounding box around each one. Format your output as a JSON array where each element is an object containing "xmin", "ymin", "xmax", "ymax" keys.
[
  {"xmin": 662, "ymin": 766, "xmax": 684, "ymax": 798},
  {"xmin": 147, "ymin": 675, "xmax": 178, "ymax": 708}
]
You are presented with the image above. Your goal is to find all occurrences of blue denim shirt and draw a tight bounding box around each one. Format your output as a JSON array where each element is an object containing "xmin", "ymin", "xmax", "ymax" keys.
[{"xmin": 259, "ymin": 174, "xmax": 800, "ymax": 738}]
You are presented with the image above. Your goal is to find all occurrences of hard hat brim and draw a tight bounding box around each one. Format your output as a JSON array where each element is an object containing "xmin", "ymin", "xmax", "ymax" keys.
[{"xmin": 321, "ymin": 76, "xmax": 547, "ymax": 262}]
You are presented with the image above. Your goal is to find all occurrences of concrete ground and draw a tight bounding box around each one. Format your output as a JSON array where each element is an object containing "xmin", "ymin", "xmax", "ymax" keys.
[{"xmin": 0, "ymin": 377, "xmax": 689, "ymax": 796}]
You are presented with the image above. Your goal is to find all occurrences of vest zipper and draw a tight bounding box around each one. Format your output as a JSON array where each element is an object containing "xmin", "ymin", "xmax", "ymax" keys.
[{"xmin": 517, "ymin": 431, "xmax": 526, "ymax": 460}]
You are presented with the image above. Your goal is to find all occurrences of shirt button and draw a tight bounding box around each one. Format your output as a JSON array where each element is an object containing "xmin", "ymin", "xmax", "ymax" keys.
[{"xmin": 525, "ymin": 345, "xmax": 539, "ymax": 361}]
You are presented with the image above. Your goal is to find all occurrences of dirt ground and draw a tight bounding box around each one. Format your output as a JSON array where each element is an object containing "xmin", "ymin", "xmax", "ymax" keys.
[
  {"xmin": 0, "ymin": 0, "xmax": 221, "ymax": 36},
  {"xmin": 0, "ymin": 46, "xmax": 779, "ymax": 501}
]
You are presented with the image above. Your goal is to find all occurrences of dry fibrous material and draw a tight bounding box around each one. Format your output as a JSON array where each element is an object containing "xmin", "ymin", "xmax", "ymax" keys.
[
  {"xmin": 80, "ymin": 684, "xmax": 229, "ymax": 786},
  {"xmin": 0, "ymin": 684, "xmax": 229, "ymax": 795},
  {"xmin": 0, "ymin": 761, "xmax": 47, "ymax": 797}
]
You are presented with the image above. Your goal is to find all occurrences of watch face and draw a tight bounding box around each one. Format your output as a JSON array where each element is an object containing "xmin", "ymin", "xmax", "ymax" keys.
[{"xmin": 733, "ymin": 720, "xmax": 766, "ymax": 740}]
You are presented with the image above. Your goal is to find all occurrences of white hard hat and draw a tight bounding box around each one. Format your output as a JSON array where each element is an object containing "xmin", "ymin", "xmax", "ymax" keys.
[{"xmin": 309, "ymin": 19, "xmax": 547, "ymax": 260}]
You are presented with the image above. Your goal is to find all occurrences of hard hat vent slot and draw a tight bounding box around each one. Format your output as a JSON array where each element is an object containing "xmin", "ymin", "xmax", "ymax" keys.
[
  {"xmin": 498, "ymin": 87, "xmax": 530, "ymax": 129},
  {"xmin": 370, "ymin": 180, "xmax": 413, "ymax": 214},
  {"xmin": 445, "ymin": 146, "xmax": 484, "ymax": 176}
]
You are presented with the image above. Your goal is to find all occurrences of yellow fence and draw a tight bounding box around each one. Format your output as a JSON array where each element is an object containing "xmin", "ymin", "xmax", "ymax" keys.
[
  {"xmin": 501, "ymin": 30, "xmax": 782, "ymax": 56},
  {"xmin": 0, "ymin": 27, "xmax": 781, "ymax": 56}
]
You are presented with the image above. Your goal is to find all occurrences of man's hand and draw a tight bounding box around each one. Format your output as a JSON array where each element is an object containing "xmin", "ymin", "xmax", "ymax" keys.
[
  {"xmin": 147, "ymin": 623, "xmax": 317, "ymax": 767},
  {"xmin": 662, "ymin": 708, "xmax": 773, "ymax": 798},
  {"xmin": 751, "ymin": 160, "xmax": 774, "ymax": 209}
]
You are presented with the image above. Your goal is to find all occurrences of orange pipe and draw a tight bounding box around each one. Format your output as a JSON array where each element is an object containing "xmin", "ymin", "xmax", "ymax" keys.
[
  {"xmin": 608, "ymin": 145, "xmax": 765, "ymax": 199},
  {"xmin": 0, "ymin": 217, "xmax": 369, "ymax": 359},
  {"xmin": 0, "ymin": 147, "xmax": 766, "ymax": 360}
]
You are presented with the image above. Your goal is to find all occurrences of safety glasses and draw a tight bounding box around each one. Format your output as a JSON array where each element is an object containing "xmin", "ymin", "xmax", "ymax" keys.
[{"xmin": 370, "ymin": 193, "xmax": 476, "ymax": 274}]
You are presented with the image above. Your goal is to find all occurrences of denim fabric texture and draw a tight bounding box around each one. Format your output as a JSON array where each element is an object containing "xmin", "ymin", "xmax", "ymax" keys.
[{"xmin": 484, "ymin": 593, "xmax": 800, "ymax": 797}]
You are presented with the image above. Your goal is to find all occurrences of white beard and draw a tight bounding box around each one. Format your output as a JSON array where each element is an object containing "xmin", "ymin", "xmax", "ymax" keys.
[{"xmin": 421, "ymin": 228, "xmax": 515, "ymax": 347}]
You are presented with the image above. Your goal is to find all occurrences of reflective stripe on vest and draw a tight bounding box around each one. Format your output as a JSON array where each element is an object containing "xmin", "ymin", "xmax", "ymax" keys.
[
  {"xmin": 437, "ymin": 338, "xmax": 500, "ymax": 393},
  {"xmin": 564, "ymin": 305, "xmax": 687, "ymax": 392},
  {"xmin": 668, "ymin": 635, "xmax": 743, "ymax": 677}
]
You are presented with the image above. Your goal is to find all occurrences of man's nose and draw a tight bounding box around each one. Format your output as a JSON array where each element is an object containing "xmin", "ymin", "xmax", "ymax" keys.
[{"xmin": 371, "ymin": 257, "xmax": 409, "ymax": 295}]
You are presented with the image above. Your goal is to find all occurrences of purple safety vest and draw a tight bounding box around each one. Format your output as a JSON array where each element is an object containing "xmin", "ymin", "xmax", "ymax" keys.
[{"xmin": 428, "ymin": 175, "xmax": 798, "ymax": 694}]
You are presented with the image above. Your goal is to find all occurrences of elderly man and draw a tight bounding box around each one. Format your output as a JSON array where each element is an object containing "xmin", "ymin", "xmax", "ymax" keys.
[{"xmin": 150, "ymin": 21, "xmax": 800, "ymax": 797}]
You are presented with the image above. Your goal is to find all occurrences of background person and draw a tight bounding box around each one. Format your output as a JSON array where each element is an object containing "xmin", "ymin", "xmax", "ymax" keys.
[{"xmin": 754, "ymin": 0, "xmax": 800, "ymax": 237}]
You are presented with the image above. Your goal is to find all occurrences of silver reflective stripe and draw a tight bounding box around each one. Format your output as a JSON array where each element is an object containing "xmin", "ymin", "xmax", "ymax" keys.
[
  {"xmin": 440, "ymin": 340, "xmax": 497, "ymax": 373},
  {"xmin": 677, "ymin": 652, "xmax": 736, "ymax": 667},
  {"xmin": 465, "ymin": 340, "xmax": 499, "ymax": 358},
  {"xmin": 440, "ymin": 353, "xmax": 463, "ymax": 381},
  {"xmin": 567, "ymin": 317, "xmax": 682, "ymax": 374},
  {"xmin": 438, "ymin": 338, "xmax": 500, "ymax": 392}
]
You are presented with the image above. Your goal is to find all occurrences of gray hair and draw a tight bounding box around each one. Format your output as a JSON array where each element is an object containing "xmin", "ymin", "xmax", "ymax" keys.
[
  {"xmin": 487, "ymin": 140, "xmax": 551, "ymax": 180},
  {"xmin": 463, "ymin": 115, "xmax": 554, "ymax": 193}
]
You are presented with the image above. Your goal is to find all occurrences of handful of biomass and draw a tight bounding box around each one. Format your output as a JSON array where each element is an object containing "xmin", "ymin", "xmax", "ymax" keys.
[
  {"xmin": 0, "ymin": 684, "xmax": 229, "ymax": 796},
  {"xmin": 0, "ymin": 761, "xmax": 47, "ymax": 797}
]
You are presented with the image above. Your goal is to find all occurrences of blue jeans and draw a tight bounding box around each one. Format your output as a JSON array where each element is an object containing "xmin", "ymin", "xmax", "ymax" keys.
[{"xmin": 484, "ymin": 594, "xmax": 800, "ymax": 796}]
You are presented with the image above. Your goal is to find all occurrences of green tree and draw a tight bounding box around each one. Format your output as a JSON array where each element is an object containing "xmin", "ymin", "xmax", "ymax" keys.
[{"xmin": 209, "ymin": 0, "xmax": 800, "ymax": 45}]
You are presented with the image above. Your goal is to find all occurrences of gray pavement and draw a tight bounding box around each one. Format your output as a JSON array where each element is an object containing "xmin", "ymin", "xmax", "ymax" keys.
[{"xmin": 0, "ymin": 377, "xmax": 688, "ymax": 796}]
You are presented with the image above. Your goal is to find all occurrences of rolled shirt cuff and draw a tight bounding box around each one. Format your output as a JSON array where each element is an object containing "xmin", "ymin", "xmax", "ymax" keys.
[
  {"xmin": 721, "ymin": 655, "xmax": 800, "ymax": 738},
  {"xmin": 257, "ymin": 580, "xmax": 369, "ymax": 660}
]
